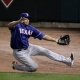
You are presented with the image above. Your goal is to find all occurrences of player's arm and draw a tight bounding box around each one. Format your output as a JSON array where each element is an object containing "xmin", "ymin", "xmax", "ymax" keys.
[
  {"xmin": 7, "ymin": 17, "xmax": 24, "ymax": 29},
  {"xmin": 7, "ymin": 20, "xmax": 20, "ymax": 29},
  {"xmin": 42, "ymin": 35, "xmax": 58, "ymax": 43},
  {"xmin": 31, "ymin": 28, "xmax": 58, "ymax": 43}
]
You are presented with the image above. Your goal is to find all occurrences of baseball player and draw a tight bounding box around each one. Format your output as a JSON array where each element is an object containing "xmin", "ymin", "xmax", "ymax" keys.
[{"xmin": 8, "ymin": 13, "xmax": 74, "ymax": 72}]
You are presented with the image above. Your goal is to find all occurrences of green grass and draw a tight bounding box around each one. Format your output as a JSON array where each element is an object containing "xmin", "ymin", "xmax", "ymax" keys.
[{"xmin": 0, "ymin": 72, "xmax": 80, "ymax": 80}]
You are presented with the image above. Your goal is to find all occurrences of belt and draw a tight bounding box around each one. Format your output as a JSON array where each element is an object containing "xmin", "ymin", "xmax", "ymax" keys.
[{"xmin": 17, "ymin": 47, "xmax": 28, "ymax": 51}]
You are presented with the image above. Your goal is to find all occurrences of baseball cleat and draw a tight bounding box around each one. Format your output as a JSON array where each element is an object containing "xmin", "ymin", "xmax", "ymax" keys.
[
  {"xmin": 12, "ymin": 61, "xmax": 18, "ymax": 70},
  {"xmin": 65, "ymin": 53, "xmax": 74, "ymax": 66},
  {"xmin": 70, "ymin": 53, "xmax": 74, "ymax": 66}
]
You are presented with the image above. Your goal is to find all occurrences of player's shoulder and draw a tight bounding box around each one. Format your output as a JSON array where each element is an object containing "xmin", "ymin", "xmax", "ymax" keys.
[
  {"xmin": 13, "ymin": 23, "xmax": 21, "ymax": 30},
  {"xmin": 15, "ymin": 23, "xmax": 23, "ymax": 28},
  {"xmin": 16, "ymin": 23, "xmax": 21, "ymax": 26}
]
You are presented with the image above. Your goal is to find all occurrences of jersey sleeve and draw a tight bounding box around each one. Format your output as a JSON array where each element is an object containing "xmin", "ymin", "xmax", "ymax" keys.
[
  {"xmin": 9, "ymin": 25, "xmax": 16, "ymax": 31},
  {"xmin": 9, "ymin": 23, "xmax": 19, "ymax": 30},
  {"xmin": 32, "ymin": 28, "xmax": 45, "ymax": 40}
]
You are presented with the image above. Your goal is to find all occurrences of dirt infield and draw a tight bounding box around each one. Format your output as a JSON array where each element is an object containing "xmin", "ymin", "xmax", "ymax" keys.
[{"xmin": 0, "ymin": 27, "xmax": 80, "ymax": 74}]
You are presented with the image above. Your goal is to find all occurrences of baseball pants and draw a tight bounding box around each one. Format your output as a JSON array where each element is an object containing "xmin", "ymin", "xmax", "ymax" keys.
[{"xmin": 13, "ymin": 44, "xmax": 71, "ymax": 72}]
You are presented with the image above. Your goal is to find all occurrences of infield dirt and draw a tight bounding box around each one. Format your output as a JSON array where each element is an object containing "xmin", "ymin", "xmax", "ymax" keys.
[{"xmin": 0, "ymin": 27, "xmax": 80, "ymax": 74}]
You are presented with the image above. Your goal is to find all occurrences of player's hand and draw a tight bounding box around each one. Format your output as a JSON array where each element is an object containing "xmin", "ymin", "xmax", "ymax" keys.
[{"xmin": 18, "ymin": 17, "xmax": 25, "ymax": 23}]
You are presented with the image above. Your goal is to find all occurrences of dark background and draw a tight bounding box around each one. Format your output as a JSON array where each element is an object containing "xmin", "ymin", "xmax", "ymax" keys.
[{"xmin": 0, "ymin": 0, "xmax": 80, "ymax": 22}]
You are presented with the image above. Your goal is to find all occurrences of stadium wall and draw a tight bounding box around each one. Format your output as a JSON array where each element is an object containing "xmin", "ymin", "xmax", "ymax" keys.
[
  {"xmin": 0, "ymin": 0, "xmax": 80, "ymax": 28},
  {"xmin": 0, "ymin": 21, "xmax": 80, "ymax": 28}
]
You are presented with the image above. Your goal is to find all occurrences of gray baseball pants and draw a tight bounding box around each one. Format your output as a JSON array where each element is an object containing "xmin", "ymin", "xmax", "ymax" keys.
[{"xmin": 13, "ymin": 44, "xmax": 71, "ymax": 72}]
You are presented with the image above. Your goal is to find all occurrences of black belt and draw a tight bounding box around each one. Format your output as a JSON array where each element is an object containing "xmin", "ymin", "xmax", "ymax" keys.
[{"xmin": 17, "ymin": 48, "xmax": 28, "ymax": 51}]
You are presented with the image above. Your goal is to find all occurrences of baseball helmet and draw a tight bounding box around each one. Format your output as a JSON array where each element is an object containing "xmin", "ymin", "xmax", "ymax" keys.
[{"xmin": 20, "ymin": 13, "xmax": 31, "ymax": 19}]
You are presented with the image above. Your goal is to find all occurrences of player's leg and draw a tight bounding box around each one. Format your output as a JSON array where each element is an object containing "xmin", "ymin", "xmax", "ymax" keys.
[
  {"xmin": 12, "ymin": 49, "xmax": 38, "ymax": 72},
  {"xmin": 29, "ymin": 44, "xmax": 74, "ymax": 66}
]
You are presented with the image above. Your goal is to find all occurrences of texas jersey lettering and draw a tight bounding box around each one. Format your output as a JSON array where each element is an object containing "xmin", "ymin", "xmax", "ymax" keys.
[{"xmin": 19, "ymin": 28, "xmax": 33, "ymax": 35}]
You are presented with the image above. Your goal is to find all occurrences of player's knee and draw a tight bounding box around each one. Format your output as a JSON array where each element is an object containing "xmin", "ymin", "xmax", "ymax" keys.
[
  {"xmin": 30, "ymin": 65, "xmax": 38, "ymax": 72},
  {"xmin": 30, "ymin": 68, "xmax": 38, "ymax": 72},
  {"xmin": 27, "ymin": 67, "xmax": 38, "ymax": 72}
]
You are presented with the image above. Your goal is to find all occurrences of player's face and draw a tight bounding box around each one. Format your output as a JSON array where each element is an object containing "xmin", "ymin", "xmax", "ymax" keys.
[{"xmin": 23, "ymin": 18, "xmax": 29, "ymax": 25}]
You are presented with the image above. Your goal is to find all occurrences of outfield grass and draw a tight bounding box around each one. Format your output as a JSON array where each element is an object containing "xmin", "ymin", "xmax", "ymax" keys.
[{"xmin": 0, "ymin": 72, "xmax": 80, "ymax": 80}]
